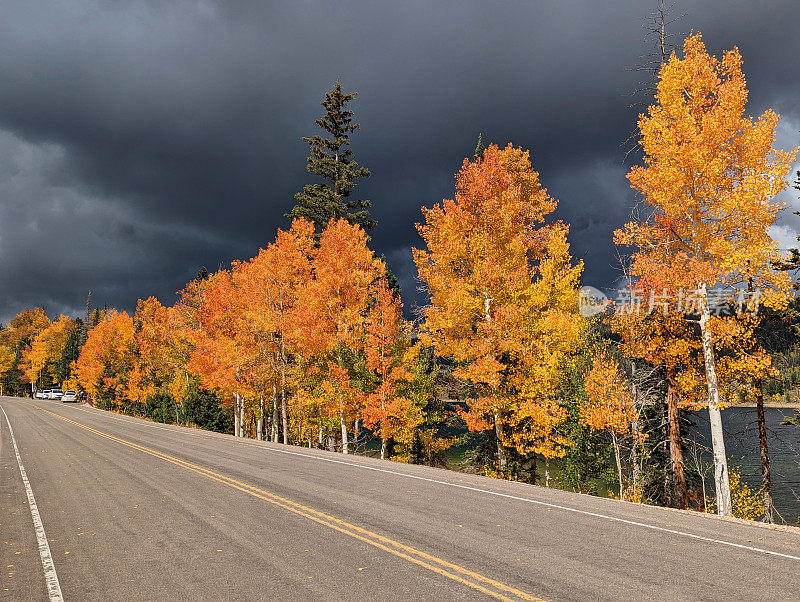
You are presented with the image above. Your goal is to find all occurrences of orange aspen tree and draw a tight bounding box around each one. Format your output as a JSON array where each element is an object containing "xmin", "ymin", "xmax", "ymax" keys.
[
  {"xmin": 75, "ymin": 310, "xmax": 136, "ymax": 407},
  {"xmin": 616, "ymin": 33, "xmax": 797, "ymax": 515},
  {"xmin": 241, "ymin": 218, "xmax": 315, "ymax": 443},
  {"xmin": 362, "ymin": 279, "xmax": 421, "ymax": 459},
  {"xmin": 581, "ymin": 352, "xmax": 637, "ymax": 498},
  {"xmin": 414, "ymin": 143, "xmax": 583, "ymax": 473},
  {"xmin": 188, "ymin": 269, "xmax": 258, "ymax": 436},
  {"xmin": 229, "ymin": 259, "xmax": 279, "ymax": 441},
  {"xmin": 291, "ymin": 218, "xmax": 385, "ymax": 453}
]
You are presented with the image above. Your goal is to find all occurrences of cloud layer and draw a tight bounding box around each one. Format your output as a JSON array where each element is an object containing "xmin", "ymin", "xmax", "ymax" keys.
[{"xmin": 0, "ymin": 1, "xmax": 797, "ymax": 320}]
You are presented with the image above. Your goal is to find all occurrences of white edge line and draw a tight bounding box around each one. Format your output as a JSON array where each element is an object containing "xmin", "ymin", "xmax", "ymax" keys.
[
  {"xmin": 50, "ymin": 400, "xmax": 800, "ymax": 562},
  {"xmin": 1, "ymin": 403, "xmax": 64, "ymax": 601}
]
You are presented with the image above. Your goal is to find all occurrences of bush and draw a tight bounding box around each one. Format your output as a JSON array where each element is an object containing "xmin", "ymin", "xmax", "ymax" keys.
[
  {"xmin": 730, "ymin": 467, "xmax": 765, "ymax": 520},
  {"xmin": 144, "ymin": 392, "xmax": 178, "ymax": 424},
  {"xmin": 182, "ymin": 387, "xmax": 233, "ymax": 434}
]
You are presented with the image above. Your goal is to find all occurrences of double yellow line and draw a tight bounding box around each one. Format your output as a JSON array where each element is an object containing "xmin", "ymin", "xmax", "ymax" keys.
[{"xmin": 39, "ymin": 407, "xmax": 541, "ymax": 601}]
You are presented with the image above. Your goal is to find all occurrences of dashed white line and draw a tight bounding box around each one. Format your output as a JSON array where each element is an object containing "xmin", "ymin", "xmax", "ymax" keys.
[{"xmin": 1, "ymin": 403, "xmax": 64, "ymax": 601}]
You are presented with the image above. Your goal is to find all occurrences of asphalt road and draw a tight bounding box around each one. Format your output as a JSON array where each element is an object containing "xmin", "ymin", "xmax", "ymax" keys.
[{"xmin": 2, "ymin": 396, "xmax": 800, "ymax": 601}]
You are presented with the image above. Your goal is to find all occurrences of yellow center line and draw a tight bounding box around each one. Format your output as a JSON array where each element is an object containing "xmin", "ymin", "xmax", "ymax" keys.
[{"xmin": 38, "ymin": 407, "xmax": 543, "ymax": 601}]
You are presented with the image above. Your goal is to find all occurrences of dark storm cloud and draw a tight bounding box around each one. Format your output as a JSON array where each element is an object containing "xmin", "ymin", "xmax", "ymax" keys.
[{"xmin": 0, "ymin": 1, "xmax": 797, "ymax": 320}]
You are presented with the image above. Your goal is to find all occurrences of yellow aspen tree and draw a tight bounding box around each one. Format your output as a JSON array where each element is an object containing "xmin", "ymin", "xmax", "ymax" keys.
[
  {"xmin": 581, "ymin": 352, "xmax": 637, "ymax": 498},
  {"xmin": 414, "ymin": 143, "xmax": 583, "ymax": 473},
  {"xmin": 616, "ymin": 33, "xmax": 797, "ymax": 515},
  {"xmin": 0, "ymin": 345, "xmax": 14, "ymax": 395}
]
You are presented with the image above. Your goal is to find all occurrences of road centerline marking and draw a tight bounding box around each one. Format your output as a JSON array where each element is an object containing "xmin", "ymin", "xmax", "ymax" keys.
[
  {"xmin": 37, "ymin": 406, "xmax": 542, "ymax": 602},
  {"xmin": 1, "ymin": 404, "xmax": 64, "ymax": 602},
  {"xmin": 55, "ymin": 400, "xmax": 800, "ymax": 562}
]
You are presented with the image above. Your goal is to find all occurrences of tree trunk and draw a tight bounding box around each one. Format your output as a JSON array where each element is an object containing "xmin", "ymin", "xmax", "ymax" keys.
[
  {"xmin": 667, "ymin": 383, "xmax": 688, "ymax": 509},
  {"xmin": 545, "ymin": 457, "xmax": 550, "ymax": 488},
  {"xmin": 612, "ymin": 431, "xmax": 624, "ymax": 500},
  {"xmin": 271, "ymin": 383, "xmax": 279, "ymax": 443},
  {"xmin": 493, "ymin": 410, "xmax": 507, "ymax": 471},
  {"xmin": 233, "ymin": 393, "xmax": 241, "ymax": 437},
  {"xmin": 340, "ymin": 406, "xmax": 349, "ymax": 454},
  {"xmin": 630, "ymin": 362, "xmax": 641, "ymax": 495},
  {"xmin": 698, "ymin": 282, "xmax": 732, "ymax": 516},
  {"xmin": 280, "ymin": 364, "xmax": 288, "ymax": 445},
  {"xmin": 337, "ymin": 347, "xmax": 348, "ymax": 454},
  {"xmin": 318, "ymin": 421, "xmax": 324, "ymax": 448},
  {"xmin": 239, "ymin": 396, "xmax": 246, "ymax": 437},
  {"xmin": 754, "ymin": 380, "xmax": 775, "ymax": 523},
  {"xmin": 257, "ymin": 396, "xmax": 264, "ymax": 441},
  {"xmin": 381, "ymin": 437, "xmax": 386, "ymax": 461}
]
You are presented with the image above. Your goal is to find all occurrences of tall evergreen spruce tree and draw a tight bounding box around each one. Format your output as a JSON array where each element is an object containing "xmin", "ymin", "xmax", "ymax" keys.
[
  {"xmin": 287, "ymin": 81, "xmax": 375, "ymax": 232},
  {"xmin": 474, "ymin": 133, "xmax": 485, "ymax": 160}
]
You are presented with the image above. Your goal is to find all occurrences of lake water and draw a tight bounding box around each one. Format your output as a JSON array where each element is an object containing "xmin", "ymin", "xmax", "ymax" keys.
[{"xmin": 691, "ymin": 407, "xmax": 800, "ymax": 523}]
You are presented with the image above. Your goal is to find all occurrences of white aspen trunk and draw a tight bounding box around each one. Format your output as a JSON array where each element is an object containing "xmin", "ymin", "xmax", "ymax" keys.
[
  {"xmin": 239, "ymin": 396, "xmax": 245, "ymax": 438},
  {"xmin": 280, "ymin": 339, "xmax": 289, "ymax": 445},
  {"xmin": 545, "ymin": 457, "xmax": 550, "ymax": 488},
  {"xmin": 337, "ymin": 345, "xmax": 348, "ymax": 454},
  {"xmin": 233, "ymin": 393, "xmax": 241, "ymax": 437},
  {"xmin": 318, "ymin": 421, "xmax": 323, "ymax": 447},
  {"xmin": 257, "ymin": 396, "xmax": 264, "ymax": 441},
  {"xmin": 281, "ymin": 381, "xmax": 288, "ymax": 445},
  {"xmin": 698, "ymin": 282, "xmax": 732, "ymax": 516},
  {"xmin": 493, "ymin": 409, "xmax": 507, "ymax": 471},
  {"xmin": 271, "ymin": 383, "xmax": 279, "ymax": 443},
  {"xmin": 630, "ymin": 362, "xmax": 644, "ymax": 498},
  {"xmin": 340, "ymin": 406, "xmax": 349, "ymax": 454},
  {"xmin": 381, "ymin": 438, "xmax": 386, "ymax": 461}
]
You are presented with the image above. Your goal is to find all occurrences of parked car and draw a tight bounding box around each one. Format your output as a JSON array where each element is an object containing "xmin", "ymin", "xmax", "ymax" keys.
[
  {"xmin": 48, "ymin": 389, "xmax": 64, "ymax": 400},
  {"xmin": 61, "ymin": 390, "xmax": 77, "ymax": 402},
  {"xmin": 37, "ymin": 389, "xmax": 51, "ymax": 399}
]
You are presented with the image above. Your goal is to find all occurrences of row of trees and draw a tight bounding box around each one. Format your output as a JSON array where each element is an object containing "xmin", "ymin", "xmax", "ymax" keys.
[{"xmin": 1, "ymin": 32, "xmax": 797, "ymax": 521}]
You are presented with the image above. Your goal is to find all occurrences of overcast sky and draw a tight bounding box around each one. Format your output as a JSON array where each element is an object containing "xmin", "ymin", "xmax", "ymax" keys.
[{"xmin": 0, "ymin": 1, "xmax": 798, "ymax": 321}]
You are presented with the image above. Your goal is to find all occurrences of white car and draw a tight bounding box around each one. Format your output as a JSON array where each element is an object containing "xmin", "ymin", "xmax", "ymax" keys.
[
  {"xmin": 37, "ymin": 389, "xmax": 50, "ymax": 399},
  {"xmin": 61, "ymin": 390, "xmax": 77, "ymax": 402},
  {"xmin": 48, "ymin": 389, "xmax": 63, "ymax": 400}
]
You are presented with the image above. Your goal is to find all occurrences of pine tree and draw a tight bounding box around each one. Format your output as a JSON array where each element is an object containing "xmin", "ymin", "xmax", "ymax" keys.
[
  {"xmin": 288, "ymin": 81, "xmax": 374, "ymax": 232},
  {"xmin": 82, "ymin": 290, "xmax": 92, "ymax": 345},
  {"xmin": 474, "ymin": 133, "xmax": 485, "ymax": 160}
]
